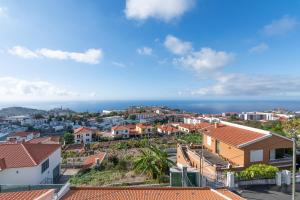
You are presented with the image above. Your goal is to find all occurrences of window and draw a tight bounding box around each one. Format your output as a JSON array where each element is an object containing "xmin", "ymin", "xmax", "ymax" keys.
[
  {"xmin": 207, "ymin": 136, "xmax": 211, "ymax": 146},
  {"xmin": 41, "ymin": 159, "xmax": 49, "ymax": 173},
  {"xmin": 86, "ymin": 134, "xmax": 90, "ymax": 137},
  {"xmin": 216, "ymin": 140, "xmax": 220, "ymax": 154},
  {"xmin": 250, "ymin": 149, "xmax": 263, "ymax": 162}
]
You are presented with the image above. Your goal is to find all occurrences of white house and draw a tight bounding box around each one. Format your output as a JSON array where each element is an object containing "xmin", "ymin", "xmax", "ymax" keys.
[
  {"xmin": 73, "ymin": 127, "xmax": 93, "ymax": 144},
  {"xmin": 0, "ymin": 143, "xmax": 61, "ymax": 185},
  {"xmin": 239, "ymin": 112, "xmax": 275, "ymax": 121},
  {"xmin": 111, "ymin": 125, "xmax": 130, "ymax": 138},
  {"xmin": 6, "ymin": 131, "xmax": 40, "ymax": 142}
]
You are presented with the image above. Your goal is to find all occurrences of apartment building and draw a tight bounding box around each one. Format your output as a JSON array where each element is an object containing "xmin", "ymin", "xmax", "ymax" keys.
[{"xmin": 157, "ymin": 124, "xmax": 179, "ymax": 135}]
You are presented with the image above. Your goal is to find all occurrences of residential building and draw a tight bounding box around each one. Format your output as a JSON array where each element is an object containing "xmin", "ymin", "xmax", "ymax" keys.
[
  {"xmin": 177, "ymin": 121, "xmax": 293, "ymax": 180},
  {"xmin": 136, "ymin": 123, "xmax": 154, "ymax": 136},
  {"xmin": 0, "ymin": 143, "xmax": 61, "ymax": 184},
  {"xmin": 111, "ymin": 125, "xmax": 130, "ymax": 138},
  {"xmin": 27, "ymin": 136, "xmax": 60, "ymax": 144},
  {"xmin": 73, "ymin": 127, "xmax": 93, "ymax": 144},
  {"xmin": 6, "ymin": 131, "xmax": 40, "ymax": 142},
  {"xmin": 177, "ymin": 123, "xmax": 197, "ymax": 133},
  {"xmin": 157, "ymin": 124, "xmax": 179, "ymax": 135},
  {"xmin": 239, "ymin": 112, "xmax": 274, "ymax": 121}
]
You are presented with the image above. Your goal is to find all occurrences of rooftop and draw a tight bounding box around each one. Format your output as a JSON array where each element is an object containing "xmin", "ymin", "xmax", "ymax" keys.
[
  {"xmin": 74, "ymin": 127, "xmax": 93, "ymax": 135},
  {"xmin": 62, "ymin": 187, "xmax": 244, "ymax": 200},
  {"xmin": 202, "ymin": 121, "xmax": 273, "ymax": 148},
  {"xmin": 0, "ymin": 189, "xmax": 54, "ymax": 200},
  {"xmin": 0, "ymin": 143, "xmax": 60, "ymax": 170}
]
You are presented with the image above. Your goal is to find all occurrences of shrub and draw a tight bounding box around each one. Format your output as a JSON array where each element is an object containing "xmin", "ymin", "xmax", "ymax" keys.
[{"xmin": 236, "ymin": 164, "xmax": 279, "ymax": 180}]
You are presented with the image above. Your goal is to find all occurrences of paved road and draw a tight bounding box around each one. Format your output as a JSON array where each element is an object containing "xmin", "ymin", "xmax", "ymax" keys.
[{"xmin": 237, "ymin": 184, "xmax": 300, "ymax": 200}]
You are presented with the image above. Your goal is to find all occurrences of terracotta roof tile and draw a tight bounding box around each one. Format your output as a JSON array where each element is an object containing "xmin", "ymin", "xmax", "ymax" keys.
[
  {"xmin": 0, "ymin": 143, "xmax": 60, "ymax": 169},
  {"xmin": 216, "ymin": 188, "xmax": 246, "ymax": 200},
  {"xmin": 74, "ymin": 127, "xmax": 93, "ymax": 135},
  {"xmin": 83, "ymin": 152, "xmax": 106, "ymax": 169},
  {"xmin": 203, "ymin": 123, "xmax": 267, "ymax": 147},
  {"xmin": 62, "ymin": 187, "xmax": 242, "ymax": 200},
  {"xmin": 0, "ymin": 189, "xmax": 53, "ymax": 200}
]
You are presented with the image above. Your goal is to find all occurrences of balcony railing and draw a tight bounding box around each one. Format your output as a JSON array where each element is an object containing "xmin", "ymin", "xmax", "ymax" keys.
[{"xmin": 269, "ymin": 156, "xmax": 292, "ymax": 163}]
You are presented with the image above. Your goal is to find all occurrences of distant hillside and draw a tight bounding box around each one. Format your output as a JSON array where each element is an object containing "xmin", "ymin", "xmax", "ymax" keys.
[{"xmin": 0, "ymin": 107, "xmax": 46, "ymax": 117}]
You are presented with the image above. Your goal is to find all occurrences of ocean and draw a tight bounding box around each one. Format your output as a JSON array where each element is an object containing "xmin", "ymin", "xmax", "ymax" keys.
[{"xmin": 0, "ymin": 100, "xmax": 300, "ymax": 114}]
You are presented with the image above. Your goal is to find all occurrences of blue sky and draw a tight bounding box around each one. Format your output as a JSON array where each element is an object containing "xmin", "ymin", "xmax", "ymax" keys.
[{"xmin": 0, "ymin": 0, "xmax": 299, "ymax": 101}]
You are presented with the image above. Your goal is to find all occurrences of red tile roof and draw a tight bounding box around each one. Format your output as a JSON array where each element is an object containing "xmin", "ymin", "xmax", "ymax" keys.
[
  {"xmin": 62, "ymin": 187, "xmax": 244, "ymax": 200},
  {"xmin": 27, "ymin": 136, "xmax": 60, "ymax": 144},
  {"xmin": 136, "ymin": 123, "xmax": 153, "ymax": 129},
  {"xmin": 64, "ymin": 143, "xmax": 84, "ymax": 152},
  {"xmin": 83, "ymin": 152, "xmax": 106, "ymax": 169},
  {"xmin": 203, "ymin": 122, "xmax": 269, "ymax": 147},
  {"xmin": 74, "ymin": 127, "xmax": 93, "ymax": 135},
  {"xmin": 158, "ymin": 125, "xmax": 179, "ymax": 133},
  {"xmin": 0, "ymin": 189, "xmax": 54, "ymax": 200},
  {"xmin": 111, "ymin": 125, "xmax": 129, "ymax": 131},
  {"xmin": 0, "ymin": 143, "xmax": 60, "ymax": 170},
  {"xmin": 216, "ymin": 188, "xmax": 246, "ymax": 200},
  {"xmin": 10, "ymin": 131, "xmax": 39, "ymax": 137}
]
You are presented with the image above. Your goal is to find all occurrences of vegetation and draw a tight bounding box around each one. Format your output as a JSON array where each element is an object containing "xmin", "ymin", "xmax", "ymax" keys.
[
  {"xmin": 283, "ymin": 118, "xmax": 300, "ymax": 138},
  {"xmin": 242, "ymin": 120, "xmax": 287, "ymax": 136},
  {"xmin": 70, "ymin": 154, "xmax": 133, "ymax": 186},
  {"xmin": 235, "ymin": 164, "xmax": 279, "ymax": 180},
  {"xmin": 111, "ymin": 139, "xmax": 149, "ymax": 150},
  {"xmin": 70, "ymin": 169, "xmax": 125, "ymax": 186},
  {"xmin": 176, "ymin": 133, "xmax": 202, "ymax": 144},
  {"xmin": 134, "ymin": 145, "xmax": 174, "ymax": 180},
  {"xmin": 63, "ymin": 132, "xmax": 74, "ymax": 144}
]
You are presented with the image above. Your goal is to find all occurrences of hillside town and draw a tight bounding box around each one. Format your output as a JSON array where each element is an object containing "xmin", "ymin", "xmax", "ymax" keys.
[{"xmin": 0, "ymin": 105, "xmax": 300, "ymax": 199}]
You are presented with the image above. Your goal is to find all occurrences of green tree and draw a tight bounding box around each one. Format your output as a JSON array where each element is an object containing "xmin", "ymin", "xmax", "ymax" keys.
[
  {"xmin": 129, "ymin": 114, "xmax": 137, "ymax": 120},
  {"xmin": 64, "ymin": 132, "xmax": 74, "ymax": 144},
  {"xmin": 283, "ymin": 118, "xmax": 300, "ymax": 138},
  {"xmin": 134, "ymin": 145, "xmax": 174, "ymax": 179}
]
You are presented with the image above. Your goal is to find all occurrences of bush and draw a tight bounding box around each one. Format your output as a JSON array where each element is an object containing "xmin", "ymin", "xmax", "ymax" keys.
[{"xmin": 236, "ymin": 164, "xmax": 279, "ymax": 180}]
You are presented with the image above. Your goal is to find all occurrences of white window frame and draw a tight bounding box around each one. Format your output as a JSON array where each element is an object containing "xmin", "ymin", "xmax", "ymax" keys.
[{"xmin": 250, "ymin": 149, "xmax": 263, "ymax": 162}]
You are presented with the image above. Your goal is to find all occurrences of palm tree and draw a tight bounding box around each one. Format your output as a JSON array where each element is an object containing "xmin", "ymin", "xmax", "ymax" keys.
[{"xmin": 134, "ymin": 145, "xmax": 174, "ymax": 179}]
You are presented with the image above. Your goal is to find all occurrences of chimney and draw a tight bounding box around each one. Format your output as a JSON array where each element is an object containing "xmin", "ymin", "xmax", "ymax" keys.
[{"xmin": 214, "ymin": 122, "xmax": 218, "ymax": 129}]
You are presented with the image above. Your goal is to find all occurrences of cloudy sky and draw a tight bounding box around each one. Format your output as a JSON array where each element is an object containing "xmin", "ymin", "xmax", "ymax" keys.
[{"xmin": 0, "ymin": 0, "xmax": 300, "ymax": 101}]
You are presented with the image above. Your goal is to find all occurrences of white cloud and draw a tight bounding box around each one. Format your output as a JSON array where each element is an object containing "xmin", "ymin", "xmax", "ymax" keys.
[
  {"xmin": 8, "ymin": 46, "xmax": 103, "ymax": 64},
  {"xmin": 174, "ymin": 48, "xmax": 234, "ymax": 73},
  {"xmin": 249, "ymin": 43, "xmax": 269, "ymax": 54},
  {"xmin": 164, "ymin": 35, "xmax": 192, "ymax": 55},
  {"xmin": 112, "ymin": 61, "xmax": 126, "ymax": 68},
  {"xmin": 263, "ymin": 15, "xmax": 298, "ymax": 36},
  {"xmin": 125, "ymin": 0, "xmax": 195, "ymax": 22},
  {"xmin": 191, "ymin": 74, "xmax": 300, "ymax": 96},
  {"xmin": 137, "ymin": 47, "xmax": 153, "ymax": 56},
  {"xmin": 0, "ymin": 7, "xmax": 8, "ymax": 17},
  {"xmin": 8, "ymin": 46, "xmax": 38, "ymax": 59},
  {"xmin": 0, "ymin": 77, "xmax": 78, "ymax": 100}
]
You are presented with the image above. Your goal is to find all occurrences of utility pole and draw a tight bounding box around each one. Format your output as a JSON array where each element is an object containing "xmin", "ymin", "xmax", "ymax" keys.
[{"xmin": 292, "ymin": 137, "xmax": 296, "ymax": 200}]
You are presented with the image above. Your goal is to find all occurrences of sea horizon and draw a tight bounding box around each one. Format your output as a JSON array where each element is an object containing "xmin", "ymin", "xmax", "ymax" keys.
[{"xmin": 0, "ymin": 100, "xmax": 300, "ymax": 114}]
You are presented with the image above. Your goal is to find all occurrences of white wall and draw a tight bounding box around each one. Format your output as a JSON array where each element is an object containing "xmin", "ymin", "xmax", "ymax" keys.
[
  {"xmin": 0, "ymin": 148, "xmax": 61, "ymax": 185},
  {"xmin": 74, "ymin": 133, "xmax": 92, "ymax": 144}
]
